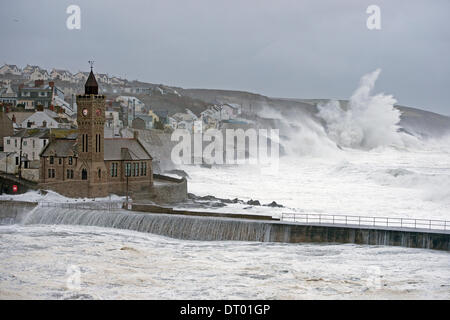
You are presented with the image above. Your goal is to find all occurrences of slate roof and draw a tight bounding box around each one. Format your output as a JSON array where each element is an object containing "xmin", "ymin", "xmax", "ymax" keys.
[
  {"xmin": 85, "ymin": 70, "xmax": 98, "ymax": 95},
  {"xmin": 40, "ymin": 136, "xmax": 152, "ymax": 161},
  {"xmin": 41, "ymin": 139, "xmax": 77, "ymax": 157},
  {"xmin": 103, "ymin": 138, "xmax": 152, "ymax": 161}
]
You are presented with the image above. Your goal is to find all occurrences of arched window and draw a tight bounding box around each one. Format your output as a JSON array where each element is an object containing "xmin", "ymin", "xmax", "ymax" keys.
[{"xmin": 81, "ymin": 168, "xmax": 88, "ymax": 180}]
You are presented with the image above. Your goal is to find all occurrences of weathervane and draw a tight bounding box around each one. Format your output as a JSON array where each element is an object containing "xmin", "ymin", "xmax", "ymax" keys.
[{"xmin": 88, "ymin": 60, "xmax": 94, "ymax": 71}]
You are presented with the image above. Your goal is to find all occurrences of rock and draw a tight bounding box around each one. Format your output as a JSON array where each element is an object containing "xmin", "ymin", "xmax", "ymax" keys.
[
  {"xmin": 246, "ymin": 199, "xmax": 261, "ymax": 206},
  {"xmin": 264, "ymin": 201, "xmax": 283, "ymax": 208}
]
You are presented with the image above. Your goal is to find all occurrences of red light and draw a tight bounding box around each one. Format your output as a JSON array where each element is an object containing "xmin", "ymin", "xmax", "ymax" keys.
[{"xmin": 12, "ymin": 185, "xmax": 18, "ymax": 193}]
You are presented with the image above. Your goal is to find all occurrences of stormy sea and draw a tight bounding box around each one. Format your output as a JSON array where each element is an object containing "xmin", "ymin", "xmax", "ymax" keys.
[{"xmin": 1, "ymin": 70, "xmax": 449, "ymax": 299}]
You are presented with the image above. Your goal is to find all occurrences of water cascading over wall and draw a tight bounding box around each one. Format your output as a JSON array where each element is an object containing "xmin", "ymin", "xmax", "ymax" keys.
[
  {"xmin": 22, "ymin": 207, "xmax": 279, "ymax": 242},
  {"xmin": 1, "ymin": 204, "xmax": 448, "ymax": 250}
]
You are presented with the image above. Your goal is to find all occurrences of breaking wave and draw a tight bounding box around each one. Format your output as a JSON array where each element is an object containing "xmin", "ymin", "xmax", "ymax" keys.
[{"xmin": 317, "ymin": 69, "xmax": 404, "ymax": 150}]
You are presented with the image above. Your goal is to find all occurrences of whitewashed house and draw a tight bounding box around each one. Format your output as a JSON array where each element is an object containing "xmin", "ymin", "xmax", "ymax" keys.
[
  {"xmin": 95, "ymin": 73, "xmax": 111, "ymax": 84},
  {"xmin": 0, "ymin": 64, "xmax": 22, "ymax": 76},
  {"xmin": 110, "ymin": 76, "xmax": 126, "ymax": 85},
  {"xmin": 21, "ymin": 111, "xmax": 61, "ymax": 129},
  {"xmin": 50, "ymin": 69, "xmax": 75, "ymax": 82},
  {"xmin": 23, "ymin": 65, "xmax": 46, "ymax": 79},
  {"xmin": 29, "ymin": 69, "xmax": 50, "ymax": 81},
  {"xmin": 116, "ymin": 96, "xmax": 146, "ymax": 113},
  {"xmin": 0, "ymin": 151, "xmax": 19, "ymax": 174},
  {"xmin": 172, "ymin": 110, "xmax": 198, "ymax": 132},
  {"xmin": 74, "ymin": 71, "xmax": 89, "ymax": 83}
]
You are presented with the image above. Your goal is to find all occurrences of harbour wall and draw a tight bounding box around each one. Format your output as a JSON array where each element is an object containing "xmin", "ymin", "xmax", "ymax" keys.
[{"xmin": 0, "ymin": 201, "xmax": 448, "ymax": 251}]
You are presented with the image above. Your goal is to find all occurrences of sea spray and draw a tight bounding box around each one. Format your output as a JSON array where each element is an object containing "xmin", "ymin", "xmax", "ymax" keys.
[{"xmin": 318, "ymin": 69, "xmax": 403, "ymax": 149}]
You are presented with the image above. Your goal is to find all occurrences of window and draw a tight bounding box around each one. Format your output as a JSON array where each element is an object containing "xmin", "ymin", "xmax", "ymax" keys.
[
  {"xmin": 23, "ymin": 141, "xmax": 27, "ymax": 146},
  {"xmin": 14, "ymin": 140, "xmax": 17, "ymax": 147},
  {"xmin": 98, "ymin": 169, "xmax": 101, "ymax": 178},
  {"xmin": 110, "ymin": 163, "xmax": 118, "ymax": 177},
  {"xmin": 15, "ymin": 157, "xmax": 19, "ymax": 165},
  {"xmin": 69, "ymin": 156, "xmax": 73, "ymax": 165},
  {"xmin": 6, "ymin": 140, "xmax": 10, "ymax": 145},
  {"xmin": 50, "ymin": 156, "xmax": 54, "ymax": 164},
  {"xmin": 143, "ymin": 162, "xmax": 147, "ymax": 176},
  {"xmin": 71, "ymin": 170, "xmax": 74, "ymax": 179},
  {"xmin": 48, "ymin": 169, "xmax": 51, "ymax": 178},
  {"xmin": 81, "ymin": 168, "xmax": 87, "ymax": 180},
  {"xmin": 136, "ymin": 163, "xmax": 139, "ymax": 176},
  {"xmin": 52, "ymin": 169, "xmax": 55, "ymax": 178},
  {"xmin": 43, "ymin": 140, "xmax": 47, "ymax": 146},
  {"xmin": 59, "ymin": 158, "xmax": 62, "ymax": 165},
  {"xmin": 67, "ymin": 169, "xmax": 70, "ymax": 179},
  {"xmin": 32, "ymin": 140, "xmax": 35, "ymax": 148},
  {"xmin": 125, "ymin": 163, "xmax": 131, "ymax": 177}
]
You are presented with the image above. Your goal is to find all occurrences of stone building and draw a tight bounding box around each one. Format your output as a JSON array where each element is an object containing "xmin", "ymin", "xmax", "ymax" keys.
[{"xmin": 39, "ymin": 70, "xmax": 153, "ymax": 198}]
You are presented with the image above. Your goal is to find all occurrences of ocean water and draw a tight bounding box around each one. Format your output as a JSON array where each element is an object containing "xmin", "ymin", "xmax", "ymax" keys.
[
  {"xmin": 0, "ymin": 70, "xmax": 448, "ymax": 300},
  {"xmin": 180, "ymin": 146, "xmax": 450, "ymax": 220},
  {"xmin": 0, "ymin": 224, "xmax": 448, "ymax": 300}
]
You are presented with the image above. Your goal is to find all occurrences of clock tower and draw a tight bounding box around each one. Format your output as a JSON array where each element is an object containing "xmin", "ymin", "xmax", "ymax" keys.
[{"xmin": 75, "ymin": 64, "xmax": 108, "ymax": 195}]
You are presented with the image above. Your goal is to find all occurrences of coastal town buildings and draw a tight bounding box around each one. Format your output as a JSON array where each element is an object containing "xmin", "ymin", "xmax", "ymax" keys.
[{"xmin": 38, "ymin": 69, "xmax": 153, "ymax": 198}]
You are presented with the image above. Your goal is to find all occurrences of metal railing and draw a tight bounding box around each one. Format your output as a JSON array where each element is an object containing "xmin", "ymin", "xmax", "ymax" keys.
[
  {"xmin": 280, "ymin": 213, "xmax": 449, "ymax": 231},
  {"xmin": 39, "ymin": 201, "xmax": 123, "ymax": 211}
]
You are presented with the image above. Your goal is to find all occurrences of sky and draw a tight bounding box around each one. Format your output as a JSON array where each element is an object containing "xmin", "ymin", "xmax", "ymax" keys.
[{"xmin": 1, "ymin": 0, "xmax": 449, "ymax": 115}]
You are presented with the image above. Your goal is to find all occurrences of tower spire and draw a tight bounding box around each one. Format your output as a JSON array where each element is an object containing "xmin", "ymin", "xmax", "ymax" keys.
[{"xmin": 85, "ymin": 61, "xmax": 98, "ymax": 95}]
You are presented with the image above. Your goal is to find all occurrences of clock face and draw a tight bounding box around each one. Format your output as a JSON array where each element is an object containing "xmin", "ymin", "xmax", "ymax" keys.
[
  {"xmin": 82, "ymin": 108, "xmax": 88, "ymax": 116},
  {"xmin": 96, "ymin": 109, "xmax": 101, "ymax": 116}
]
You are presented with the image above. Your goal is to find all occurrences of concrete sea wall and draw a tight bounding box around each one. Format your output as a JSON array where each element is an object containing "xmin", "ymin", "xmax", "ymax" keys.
[{"xmin": 0, "ymin": 201, "xmax": 448, "ymax": 251}]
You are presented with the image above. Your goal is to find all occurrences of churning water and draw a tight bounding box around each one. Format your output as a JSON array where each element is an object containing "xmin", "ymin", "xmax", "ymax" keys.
[{"xmin": 0, "ymin": 224, "xmax": 449, "ymax": 299}]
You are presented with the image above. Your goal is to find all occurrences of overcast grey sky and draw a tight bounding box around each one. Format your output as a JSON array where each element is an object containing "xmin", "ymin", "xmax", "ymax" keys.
[{"xmin": 1, "ymin": 0, "xmax": 449, "ymax": 115}]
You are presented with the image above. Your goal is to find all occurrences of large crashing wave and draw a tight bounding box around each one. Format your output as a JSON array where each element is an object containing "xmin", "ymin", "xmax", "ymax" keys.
[{"xmin": 318, "ymin": 69, "xmax": 403, "ymax": 149}]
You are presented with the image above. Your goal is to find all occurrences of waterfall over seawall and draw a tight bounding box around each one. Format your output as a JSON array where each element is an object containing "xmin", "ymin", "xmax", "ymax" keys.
[
  {"xmin": 1, "ymin": 203, "xmax": 448, "ymax": 250},
  {"xmin": 23, "ymin": 207, "xmax": 277, "ymax": 242}
]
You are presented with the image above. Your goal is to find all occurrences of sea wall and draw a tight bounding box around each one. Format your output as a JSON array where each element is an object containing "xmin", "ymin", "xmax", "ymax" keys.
[
  {"xmin": 13, "ymin": 205, "xmax": 449, "ymax": 251},
  {"xmin": 143, "ymin": 174, "xmax": 187, "ymax": 203},
  {"xmin": 0, "ymin": 200, "xmax": 37, "ymax": 224}
]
